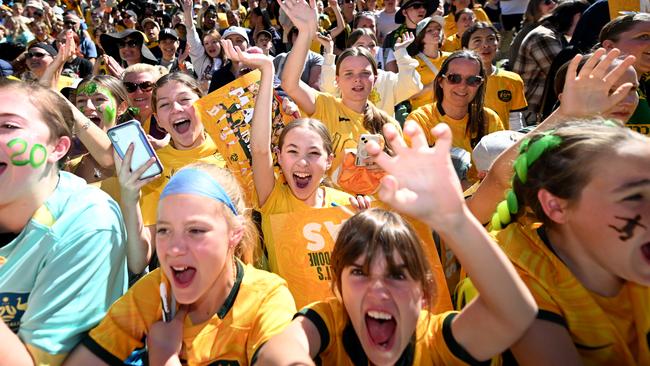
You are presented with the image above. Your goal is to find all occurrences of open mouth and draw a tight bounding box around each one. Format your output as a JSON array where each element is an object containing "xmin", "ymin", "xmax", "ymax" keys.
[
  {"xmin": 0, "ymin": 162, "xmax": 7, "ymax": 176},
  {"xmin": 365, "ymin": 310, "xmax": 397, "ymax": 349},
  {"xmin": 642, "ymin": 243, "xmax": 650, "ymax": 263},
  {"xmin": 88, "ymin": 116, "xmax": 101, "ymax": 126},
  {"xmin": 173, "ymin": 119, "xmax": 191, "ymax": 134},
  {"xmin": 352, "ymin": 85, "xmax": 365, "ymax": 92},
  {"xmin": 293, "ymin": 172, "xmax": 312, "ymax": 189},
  {"xmin": 171, "ymin": 265, "xmax": 196, "ymax": 288}
]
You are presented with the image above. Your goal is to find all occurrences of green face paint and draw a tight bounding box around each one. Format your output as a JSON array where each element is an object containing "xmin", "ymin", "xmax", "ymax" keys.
[
  {"xmin": 77, "ymin": 81, "xmax": 98, "ymax": 96},
  {"xmin": 103, "ymin": 103, "xmax": 117, "ymax": 125},
  {"xmin": 7, "ymin": 137, "xmax": 47, "ymax": 168}
]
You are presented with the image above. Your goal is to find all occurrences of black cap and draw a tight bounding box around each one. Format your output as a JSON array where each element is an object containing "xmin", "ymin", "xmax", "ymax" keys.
[
  {"xmin": 395, "ymin": 0, "xmax": 437, "ymax": 24},
  {"xmin": 99, "ymin": 29, "xmax": 158, "ymax": 64},
  {"xmin": 159, "ymin": 28, "xmax": 179, "ymax": 41},
  {"xmin": 28, "ymin": 42, "xmax": 58, "ymax": 57}
]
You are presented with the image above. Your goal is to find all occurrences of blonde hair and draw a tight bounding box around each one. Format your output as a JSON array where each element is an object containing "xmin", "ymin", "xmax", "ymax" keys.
[
  {"xmin": 179, "ymin": 163, "xmax": 258, "ymax": 264},
  {"xmin": 121, "ymin": 63, "xmax": 168, "ymax": 81}
]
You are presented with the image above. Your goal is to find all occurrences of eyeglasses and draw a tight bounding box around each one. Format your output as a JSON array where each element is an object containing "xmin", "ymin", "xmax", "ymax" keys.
[
  {"xmin": 123, "ymin": 81, "xmax": 155, "ymax": 93},
  {"xmin": 63, "ymin": 20, "xmax": 77, "ymax": 27},
  {"xmin": 117, "ymin": 39, "xmax": 140, "ymax": 49},
  {"xmin": 442, "ymin": 73, "xmax": 484, "ymax": 87},
  {"xmin": 26, "ymin": 51, "xmax": 48, "ymax": 59}
]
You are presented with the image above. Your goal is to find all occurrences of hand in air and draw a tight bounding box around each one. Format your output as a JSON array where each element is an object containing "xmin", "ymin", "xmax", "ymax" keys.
[
  {"xmin": 366, "ymin": 121, "xmax": 466, "ymax": 229},
  {"xmin": 558, "ymin": 48, "xmax": 636, "ymax": 118},
  {"xmin": 222, "ymin": 38, "xmax": 273, "ymax": 70},
  {"xmin": 394, "ymin": 32, "xmax": 415, "ymax": 51},
  {"xmin": 277, "ymin": 0, "xmax": 318, "ymax": 34}
]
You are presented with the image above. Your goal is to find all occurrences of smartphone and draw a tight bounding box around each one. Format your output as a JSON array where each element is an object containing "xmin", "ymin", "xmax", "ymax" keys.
[
  {"xmin": 108, "ymin": 120, "xmax": 163, "ymax": 179},
  {"xmin": 355, "ymin": 134, "xmax": 384, "ymax": 167}
]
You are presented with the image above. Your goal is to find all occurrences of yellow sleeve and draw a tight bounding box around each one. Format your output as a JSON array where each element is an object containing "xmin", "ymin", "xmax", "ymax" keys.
[
  {"xmin": 509, "ymin": 74, "xmax": 528, "ymax": 112},
  {"xmin": 25, "ymin": 345, "xmax": 67, "ymax": 366},
  {"xmin": 425, "ymin": 311, "xmax": 483, "ymax": 365},
  {"xmin": 486, "ymin": 108, "xmax": 506, "ymax": 134},
  {"xmin": 83, "ymin": 272, "xmax": 162, "ymax": 363},
  {"xmin": 473, "ymin": 8, "xmax": 491, "ymax": 24},
  {"xmin": 248, "ymin": 277, "xmax": 297, "ymax": 362},
  {"xmin": 309, "ymin": 92, "xmax": 335, "ymax": 128},
  {"xmin": 296, "ymin": 299, "xmax": 340, "ymax": 356},
  {"xmin": 406, "ymin": 104, "xmax": 436, "ymax": 145}
]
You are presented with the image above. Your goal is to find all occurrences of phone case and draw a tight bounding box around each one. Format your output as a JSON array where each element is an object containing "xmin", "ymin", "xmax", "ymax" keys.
[
  {"xmin": 355, "ymin": 134, "xmax": 384, "ymax": 167},
  {"xmin": 108, "ymin": 120, "xmax": 163, "ymax": 179}
]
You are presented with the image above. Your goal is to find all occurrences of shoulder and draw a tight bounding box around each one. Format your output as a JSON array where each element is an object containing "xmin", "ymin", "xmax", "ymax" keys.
[
  {"xmin": 408, "ymin": 102, "xmax": 435, "ymax": 122},
  {"xmin": 495, "ymin": 68, "xmax": 525, "ymax": 84},
  {"xmin": 240, "ymin": 264, "xmax": 293, "ymax": 300}
]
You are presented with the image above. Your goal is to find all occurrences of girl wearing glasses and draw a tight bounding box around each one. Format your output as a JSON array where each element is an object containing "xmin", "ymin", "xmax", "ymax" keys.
[
  {"xmin": 280, "ymin": 0, "xmax": 402, "ymax": 195},
  {"xmin": 117, "ymin": 72, "xmax": 226, "ymax": 275},
  {"xmin": 407, "ymin": 50, "xmax": 504, "ymax": 180},
  {"xmin": 99, "ymin": 30, "xmax": 158, "ymax": 69},
  {"xmin": 461, "ymin": 22, "xmax": 528, "ymax": 130},
  {"xmin": 121, "ymin": 64, "xmax": 169, "ymax": 148}
]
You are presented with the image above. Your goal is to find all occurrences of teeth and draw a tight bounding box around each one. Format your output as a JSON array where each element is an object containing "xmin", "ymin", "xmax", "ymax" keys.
[
  {"xmin": 294, "ymin": 172, "xmax": 310, "ymax": 178},
  {"xmin": 172, "ymin": 266, "xmax": 187, "ymax": 271},
  {"xmin": 135, "ymin": 98, "xmax": 146, "ymax": 101},
  {"xmin": 367, "ymin": 311, "xmax": 392, "ymax": 320},
  {"xmin": 173, "ymin": 119, "xmax": 189, "ymax": 125}
]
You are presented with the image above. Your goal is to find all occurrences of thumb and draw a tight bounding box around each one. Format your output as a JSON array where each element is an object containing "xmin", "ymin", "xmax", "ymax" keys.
[
  {"xmin": 171, "ymin": 306, "xmax": 188, "ymax": 326},
  {"xmin": 430, "ymin": 123, "xmax": 452, "ymax": 155}
]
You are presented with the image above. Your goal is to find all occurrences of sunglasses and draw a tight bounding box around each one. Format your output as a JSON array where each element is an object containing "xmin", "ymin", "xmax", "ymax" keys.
[
  {"xmin": 117, "ymin": 39, "xmax": 140, "ymax": 49},
  {"xmin": 442, "ymin": 73, "xmax": 484, "ymax": 87},
  {"xmin": 64, "ymin": 20, "xmax": 77, "ymax": 26},
  {"xmin": 544, "ymin": 0, "xmax": 557, "ymax": 4},
  {"xmin": 123, "ymin": 81, "xmax": 155, "ymax": 93},
  {"xmin": 26, "ymin": 51, "xmax": 48, "ymax": 59}
]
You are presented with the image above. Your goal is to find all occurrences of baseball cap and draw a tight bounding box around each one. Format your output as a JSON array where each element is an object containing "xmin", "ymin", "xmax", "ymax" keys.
[
  {"xmin": 159, "ymin": 28, "xmax": 179, "ymax": 41},
  {"xmin": 141, "ymin": 17, "xmax": 160, "ymax": 29},
  {"xmin": 28, "ymin": 42, "xmax": 58, "ymax": 57},
  {"xmin": 222, "ymin": 26, "xmax": 249, "ymax": 44},
  {"xmin": 472, "ymin": 130, "xmax": 524, "ymax": 172},
  {"xmin": 416, "ymin": 16, "xmax": 445, "ymax": 37}
]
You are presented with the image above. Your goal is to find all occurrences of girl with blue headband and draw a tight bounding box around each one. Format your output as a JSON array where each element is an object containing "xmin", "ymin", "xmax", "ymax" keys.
[{"xmin": 64, "ymin": 163, "xmax": 297, "ymax": 365}]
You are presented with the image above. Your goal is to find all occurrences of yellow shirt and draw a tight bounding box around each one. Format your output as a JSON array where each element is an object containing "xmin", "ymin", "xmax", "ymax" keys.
[
  {"xmin": 410, "ymin": 51, "xmax": 451, "ymax": 110},
  {"xmin": 84, "ymin": 262, "xmax": 296, "ymax": 365},
  {"xmin": 443, "ymin": 8, "xmax": 491, "ymax": 37},
  {"xmin": 407, "ymin": 102, "xmax": 504, "ymax": 152},
  {"xmin": 493, "ymin": 223, "xmax": 650, "ymax": 365},
  {"xmin": 258, "ymin": 178, "xmax": 353, "ymax": 261},
  {"xmin": 442, "ymin": 34, "xmax": 462, "ymax": 52},
  {"xmin": 140, "ymin": 134, "xmax": 226, "ymax": 226},
  {"xmin": 298, "ymin": 298, "xmax": 480, "ymax": 365},
  {"xmin": 484, "ymin": 67, "xmax": 528, "ymax": 129},
  {"xmin": 309, "ymin": 92, "xmax": 402, "ymax": 184}
]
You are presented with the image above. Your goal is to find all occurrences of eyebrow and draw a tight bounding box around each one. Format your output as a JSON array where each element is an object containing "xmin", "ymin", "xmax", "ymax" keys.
[{"xmin": 613, "ymin": 178, "xmax": 650, "ymax": 193}]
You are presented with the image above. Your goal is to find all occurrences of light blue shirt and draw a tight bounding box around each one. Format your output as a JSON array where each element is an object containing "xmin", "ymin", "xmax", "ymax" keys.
[{"xmin": 0, "ymin": 171, "xmax": 127, "ymax": 356}]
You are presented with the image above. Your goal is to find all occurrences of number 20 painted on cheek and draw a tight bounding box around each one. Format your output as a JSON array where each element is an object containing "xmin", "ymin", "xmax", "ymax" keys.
[{"xmin": 7, "ymin": 138, "xmax": 47, "ymax": 168}]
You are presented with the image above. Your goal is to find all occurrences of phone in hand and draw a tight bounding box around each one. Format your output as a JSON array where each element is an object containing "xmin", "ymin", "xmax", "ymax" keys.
[
  {"xmin": 108, "ymin": 120, "xmax": 163, "ymax": 179},
  {"xmin": 355, "ymin": 133, "xmax": 384, "ymax": 167}
]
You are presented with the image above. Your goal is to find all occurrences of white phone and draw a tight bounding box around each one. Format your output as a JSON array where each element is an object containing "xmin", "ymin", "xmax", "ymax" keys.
[
  {"xmin": 355, "ymin": 134, "xmax": 384, "ymax": 167},
  {"xmin": 108, "ymin": 120, "xmax": 163, "ymax": 179}
]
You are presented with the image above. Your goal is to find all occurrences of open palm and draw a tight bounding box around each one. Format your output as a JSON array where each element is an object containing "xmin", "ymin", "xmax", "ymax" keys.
[{"xmin": 277, "ymin": 0, "xmax": 318, "ymax": 34}]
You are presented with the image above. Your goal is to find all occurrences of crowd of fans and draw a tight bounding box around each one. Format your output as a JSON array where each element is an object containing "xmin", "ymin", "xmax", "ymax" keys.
[{"xmin": 1, "ymin": 0, "xmax": 649, "ymax": 365}]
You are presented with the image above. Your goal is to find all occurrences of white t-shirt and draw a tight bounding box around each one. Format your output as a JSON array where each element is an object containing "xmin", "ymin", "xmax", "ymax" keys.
[
  {"xmin": 376, "ymin": 8, "xmax": 399, "ymax": 42},
  {"xmin": 500, "ymin": 0, "xmax": 529, "ymax": 15}
]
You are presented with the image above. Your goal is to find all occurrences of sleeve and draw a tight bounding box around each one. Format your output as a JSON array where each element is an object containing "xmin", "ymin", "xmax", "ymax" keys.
[
  {"xmin": 528, "ymin": 33, "xmax": 563, "ymax": 76},
  {"xmin": 81, "ymin": 36, "xmax": 97, "ymax": 58},
  {"xmin": 187, "ymin": 25, "xmax": 208, "ymax": 66},
  {"xmin": 18, "ymin": 226, "xmax": 127, "ymax": 359},
  {"xmin": 486, "ymin": 108, "xmax": 505, "ymax": 133},
  {"xmin": 392, "ymin": 47, "xmax": 423, "ymax": 103},
  {"xmin": 474, "ymin": 8, "xmax": 491, "ymax": 24},
  {"xmin": 406, "ymin": 105, "xmax": 436, "ymax": 145},
  {"xmin": 247, "ymin": 281, "xmax": 297, "ymax": 363},
  {"xmin": 509, "ymin": 75, "xmax": 528, "ymax": 111},
  {"xmin": 385, "ymin": 48, "xmax": 396, "ymax": 64},
  {"xmin": 433, "ymin": 312, "xmax": 491, "ymax": 365},
  {"xmin": 83, "ymin": 273, "xmax": 161, "ymax": 364},
  {"xmin": 295, "ymin": 300, "xmax": 337, "ymax": 357},
  {"xmin": 319, "ymin": 53, "xmax": 338, "ymax": 96}
]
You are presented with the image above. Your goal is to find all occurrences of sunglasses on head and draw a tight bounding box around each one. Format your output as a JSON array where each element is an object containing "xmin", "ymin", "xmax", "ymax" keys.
[
  {"xmin": 26, "ymin": 51, "xmax": 48, "ymax": 59},
  {"xmin": 117, "ymin": 39, "xmax": 140, "ymax": 49},
  {"xmin": 123, "ymin": 81, "xmax": 155, "ymax": 93},
  {"xmin": 442, "ymin": 73, "xmax": 484, "ymax": 87}
]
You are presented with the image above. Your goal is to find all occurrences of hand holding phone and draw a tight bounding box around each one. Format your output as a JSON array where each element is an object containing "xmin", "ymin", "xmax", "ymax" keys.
[
  {"xmin": 108, "ymin": 120, "xmax": 163, "ymax": 179},
  {"xmin": 355, "ymin": 134, "xmax": 384, "ymax": 167}
]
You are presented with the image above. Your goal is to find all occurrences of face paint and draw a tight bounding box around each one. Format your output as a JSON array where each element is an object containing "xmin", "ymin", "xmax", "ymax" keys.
[
  {"xmin": 77, "ymin": 81, "xmax": 98, "ymax": 96},
  {"xmin": 608, "ymin": 215, "xmax": 647, "ymax": 241},
  {"xmin": 7, "ymin": 137, "xmax": 47, "ymax": 168}
]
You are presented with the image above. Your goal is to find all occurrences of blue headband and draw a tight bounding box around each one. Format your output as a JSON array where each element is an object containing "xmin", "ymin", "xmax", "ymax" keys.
[{"xmin": 160, "ymin": 168, "xmax": 238, "ymax": 215}]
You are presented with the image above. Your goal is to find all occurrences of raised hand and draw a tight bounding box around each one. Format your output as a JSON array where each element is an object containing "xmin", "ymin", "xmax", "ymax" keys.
[
  {"xmin": 277, "ymin": 0, "xmax": 318, "ymax": 34},
  {"xmin": 114, "ymin": 145, "xmax": 159, "ymax": 205},
  {"xmin": 558, "ymin": 48, "xmax": 636, "ymax": 118},
  {"xmin": 366, "ymin": 121, "xmax": 465, "ymax": 230},
  {"xmin": 182, "ymin": 0, "xmax": 192, "ymax": 13},
  {"xmin": 222, "ymin": 38, "xmax": 273, "ymax": 69},
  {"xmin": 316, "ymin": 33, "xmax": 334, "ymax": 54},
  {"xmin": 394, "ymin": 32, "xmax": 414, "ymax": 51}
]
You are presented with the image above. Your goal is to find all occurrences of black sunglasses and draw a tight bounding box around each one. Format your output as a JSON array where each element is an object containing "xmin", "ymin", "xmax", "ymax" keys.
[
  {"xmin": 123, "ymin": 81, "xmax": 155, "ymax": 93},
  {"xmin": 64, "ymin": 20, "xmax": 77, "ymax": 26},
  {"xmin": 26, "ymin": 51, "xmax": 48, "ymax": 59},
  {"xmin": 408, "ymin": 3, "xmax": 425, "ymax": 10},
  {"xmin": 117, "ymin": 39, "xmax": 140, "ymax": 49},
  {"xmin": 544, "ymin": 0, "xmax": 557, "ymax": 4},
  {"xmin": 442, "ymin": 73, "xmax": 484, "ymax": 87}
]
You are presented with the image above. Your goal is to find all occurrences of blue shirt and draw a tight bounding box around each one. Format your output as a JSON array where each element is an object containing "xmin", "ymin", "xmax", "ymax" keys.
[{"xmin": 0, "ymin": 171, "xmax": 127, "ymax": 358}]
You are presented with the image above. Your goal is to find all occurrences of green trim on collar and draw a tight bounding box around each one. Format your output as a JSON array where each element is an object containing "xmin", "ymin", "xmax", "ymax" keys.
[{"xmin": 217, "ymin": 260, "xmax": 244, "ymax": 319}]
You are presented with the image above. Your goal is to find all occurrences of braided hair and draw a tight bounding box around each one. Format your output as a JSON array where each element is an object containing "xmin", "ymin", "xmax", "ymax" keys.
[{"xmin": 490, "ymin": 119, "xmax": 642, "ymax": 230}]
